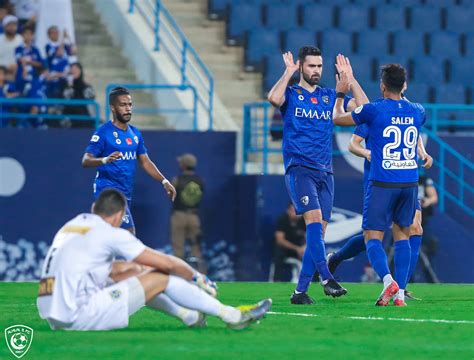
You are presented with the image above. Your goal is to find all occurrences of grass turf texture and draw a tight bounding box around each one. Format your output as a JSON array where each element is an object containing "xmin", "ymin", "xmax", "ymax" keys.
[{"xmin": 1, "ymin": 282, "xmax": 473, "ymax": 359}]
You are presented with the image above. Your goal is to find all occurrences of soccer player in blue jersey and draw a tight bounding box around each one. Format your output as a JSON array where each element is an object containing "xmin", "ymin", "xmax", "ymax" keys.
[
  {"xmin": 333, "ymin": 64, "xmax": 426, "ymax": 306},
  {"xmin": 267, "ymin": 47, "xmax": 369, "ymax": 304},
  {"xmin": 328, "ymin": 118, "xmax": 432, "ymax": 302},
  {"xmin": 82, "ymin": 87, "xmax": 176, "ymax": 235}
]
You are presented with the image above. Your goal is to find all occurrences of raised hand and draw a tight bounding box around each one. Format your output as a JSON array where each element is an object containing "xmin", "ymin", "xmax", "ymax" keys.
[
  {"xmin": 282, "ymin": 51, "xmax": 300, "ymax": 74},
  {"xmin": 335, "ymin": 71, "xmax": 352, "ymax": 94},
  {"xmin": 335, "ymin": 54, "xmax": 354, "ymax": 80}
]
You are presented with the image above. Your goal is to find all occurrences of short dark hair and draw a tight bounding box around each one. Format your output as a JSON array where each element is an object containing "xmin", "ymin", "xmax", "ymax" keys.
[
  {"xmin": 109, "ymin": 86, "xmax": 130, "ymax": 105},
  {"xmin": 47, "ymin": 25, "xmax": 58, "ymax": 34},
  {"xmin": 381, "ymin": 64, "xmax": 406, "ymax": 93},
  {"xmin": 298, "ymin": 46, "xmax": 322, "ymax": 64},
  {"xmin": 93, "ymin": 189, "xmax": 127, "ymax": 217},
  {"xmin": 21, "ymin": 25, "xmax": 34, "ymax": 34}
]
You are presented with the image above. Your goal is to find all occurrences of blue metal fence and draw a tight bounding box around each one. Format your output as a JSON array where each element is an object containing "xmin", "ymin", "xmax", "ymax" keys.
[
  {"xmin": 128, "ymin": 0, "xmax": 214, "ymax": 130},
  {"xmin": 242, "ymin": 101, "xmax": 474, "ymax": 216},
  {"xmin": 105, "ymin": 83, "xmax": 198, "ymax": 130},
  {"xmin": 0, "ymin": 98, "xmax": 100, "ymax": 128}
]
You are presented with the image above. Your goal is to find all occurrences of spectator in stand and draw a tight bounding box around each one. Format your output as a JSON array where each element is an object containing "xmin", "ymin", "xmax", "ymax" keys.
[
  {"xmin": 20, "ymin": 64, "xmax": 47, "ymax": 128},
  {"xmin": 14, "ymin": 24, "xmax": 42, "ymax": 94},
  {"xmin": 10, "ymin": 0, "xmax": 38, "ymax": 31},
  {"xmin": 62, "ymin": 62, "xmax": 96, "ymax": 128},
  {"xmin": 0, "ymin": 65, "xmax": 20, "ymax": 127},
  {"xmin": 0, "ymin": 15, "xmax": 23, "ymax": 73},
  {"xmin": 45, "ymin": 42, "xmax": 69, "ymax": 99},
  {"xmin": 45, "ymin": 26, "xmax": 77, "ymax": 66}
]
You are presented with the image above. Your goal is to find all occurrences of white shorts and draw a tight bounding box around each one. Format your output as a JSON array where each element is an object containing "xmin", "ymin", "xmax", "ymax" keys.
[{"xmin": 48, "ymin": 277, "xmax": 145, "ymax": 331}]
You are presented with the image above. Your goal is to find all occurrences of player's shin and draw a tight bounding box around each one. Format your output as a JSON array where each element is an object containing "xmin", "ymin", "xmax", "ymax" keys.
[
  {"xmin": 146, "ymin": 293, "xmax": 199, "ymax": 326},
  {"xmin": 407, "ymin": 235, "xmax": 422, "ymax": 282},
  {"xmin": 394, "ymin": 240, "xmax": 411, "ymax": 301},
  {"xmin": 306, "ymin": 222, "xmax": 333, "ymax": 281},
  {"xmin": 295, "ymin": 250, "xmax": 316, "ymax": 293},
  {"xmin": 366, "ymin": 239, "xmax": 392, "ymax": 285}
]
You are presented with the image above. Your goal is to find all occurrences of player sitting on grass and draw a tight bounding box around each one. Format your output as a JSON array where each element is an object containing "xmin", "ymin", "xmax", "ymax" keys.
[{"xmin": 37, "ymin": 189, "xmax": 271, "ymax": 330}]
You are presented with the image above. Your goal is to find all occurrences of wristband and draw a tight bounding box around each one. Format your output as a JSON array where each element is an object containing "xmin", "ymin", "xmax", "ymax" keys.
[
  {"xmin": 336, "ymin": 92, "xmax": 346, "ymax": 99},
  {"xmin": 161, "ymin": 178, "xmax": 170, "ymax": 185},
  {"xmin": 101, "ymin": 157, "xmax": 108, "ymax": 165}
]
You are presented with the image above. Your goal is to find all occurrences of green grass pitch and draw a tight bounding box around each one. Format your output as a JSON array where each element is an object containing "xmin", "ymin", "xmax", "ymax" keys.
[{"xmin": 1, "ymin": 282, "xmax": 473, "ymax": 359}]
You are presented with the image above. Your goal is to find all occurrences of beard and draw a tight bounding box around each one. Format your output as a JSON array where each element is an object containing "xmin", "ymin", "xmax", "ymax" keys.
[
  {"xmin": 302, "ymin": 72, "xmax": 320, "ymax": 86},
  {"xmin": 116, "ymin": 112, "xmax": 131, "ymax": 123}
]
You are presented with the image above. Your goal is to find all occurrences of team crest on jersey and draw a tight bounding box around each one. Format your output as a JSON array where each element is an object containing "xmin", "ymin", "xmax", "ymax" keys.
[
  {"xmin": 126, "ymin": 138, "xmax": 133, "ymax": 145},
  {"xmin": 122, "ymin": 214, "xmax": 130, "ymax": 223},
  {"xmin": 116, "ymin": 139, "xmax": 122, "ymax": 145},
  {"xmin": 134, "ymin": 136, "xmax": 139, "ymax": 144},
  {"xmin": 296, "ymin": 89, "xmax": 302, "ymax": 94},
  {"xmin": 113, "ymin": 132, "xmax": 118, "ymax": 138},
  {"xmin": 109, "ymin": 289, "xmax": 122, "ymax": 300},
  {"xmin": 90, "ymin": 135, "xmax": 99, "ymax": 142},
  {"xmin": 298, "ymin": 95, "xmax": 304, "ymax": 101},
  {"xmin": 322, "ymin": 96, "xmax": 329, "ymax": 104},
  {"xmin": 300, "ymin": 196, "xmax": 309, "ymax": 206}
]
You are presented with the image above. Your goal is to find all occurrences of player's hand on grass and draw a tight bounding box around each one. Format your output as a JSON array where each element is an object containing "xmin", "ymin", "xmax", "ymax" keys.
[
  {"xmin": 421, "ymin": 153, "xmax": 433, "ymax": 169},
  {"xmin": 104, "ymin": 151, "xmax": 122, "ymax": 163},
  {"xmin": 193, "ymin": 272, "xmax": 218, "ymax": 297},
  {"xmin": 282, "ymin": 51, "xmax": 300, "ymax": 74},
  {"xmin": 335, "ymin": 54, "xmax": 354, "ymax": 80},
  {"xmin": 335, "ymin": 70, "xmax": 351, "ymax": 94},
  {"xmin": 163, "ymin": 181, "xmax": 177, "ymax": 201}
]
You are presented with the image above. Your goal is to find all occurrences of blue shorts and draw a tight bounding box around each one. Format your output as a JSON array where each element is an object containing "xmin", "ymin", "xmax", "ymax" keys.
[
  {"xmin": 285, "ymin": 166, "xmax": 334, "ymax": 221},
  {"xmin": 120, "ymin": 201, "xmax": 135, "ymax": 230},
  {"xmin": 362, "ymin": 182, "xmax": 417, "ymax": 231},
  {"xmin": 416, "ymin": 199, "xmax": 422, "ymax": 211}
]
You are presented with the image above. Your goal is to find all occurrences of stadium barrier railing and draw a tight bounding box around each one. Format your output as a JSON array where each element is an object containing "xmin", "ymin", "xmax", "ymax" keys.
[
  {"xmin": 105, "ymin": 83, "xmax": 199, "ymax": 130},
  {"xmin": 0, "ymin": 98, "xmax": 100, "ymax": 128},
  {"xmin": 242, "ymin": 101, "xmax": 474, "ymax": 216},
  {"xmin": 128, "ymin": 0, "xmax": 214, "ymax": 130}
]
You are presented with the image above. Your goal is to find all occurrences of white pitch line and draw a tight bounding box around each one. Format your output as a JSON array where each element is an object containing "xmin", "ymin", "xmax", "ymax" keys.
[{"xmin": 267, "ymin": 312, "xmax": 474, "ymax": 325}]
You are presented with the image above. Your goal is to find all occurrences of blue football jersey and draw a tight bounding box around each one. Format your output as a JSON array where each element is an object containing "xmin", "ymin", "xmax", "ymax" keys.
[
  {"xmin": 15, "ymin": 44, "xmax": 43, "ymax": 90},
  {"xmin": 352, "ymin": 99, "xmax": 425, "ymax": 183},
  {"xmin": 280, "ymin": 85, "xmax": 351, "ymax": 173},
  {"xmin": 85, "ymin": 121, "xmax": 148, "ymax": 200}
]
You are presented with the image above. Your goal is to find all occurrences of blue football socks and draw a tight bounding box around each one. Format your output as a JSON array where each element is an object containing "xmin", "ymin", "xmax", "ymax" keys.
[
  {"xmin": 394, "ymin": 240, "xmax": 411, "ymax": 290},
  {"xmin": 366, "ymin": 239, "xmax": 390, "ymax": 279},
  {"xmin": 331, "ymin": 233, "xmax": 366, "ymax": 266},
  {"xmin": 407, "ymin": 235, "xmax": 422, "ymax": 283}
]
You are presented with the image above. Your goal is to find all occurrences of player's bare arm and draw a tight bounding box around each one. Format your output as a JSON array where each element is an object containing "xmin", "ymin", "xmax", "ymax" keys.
[
  {"xmin": 348, "ymin": 134, "xmax": 371, "ymax": 161},
  {"xmin": 335, "ymin": 54, "xmax": 369, "ymax": 110},
  {"xmin": 417, "ymin": 137, "xmax": 433, "ymax": 169},
  {"xmin": 333, "ymin": 71, "xmax": 356, "ymax": 126},
  {"xmin": 81, "ymin": 151, "xmax": 121, "ymax": 167},
  {"xmin": 138, "ymin": 153, "xmax": 177, "ymax": 201},
  {"xmin": 267, "ymin": 51, "xmax": 299, "ymax": 107}
]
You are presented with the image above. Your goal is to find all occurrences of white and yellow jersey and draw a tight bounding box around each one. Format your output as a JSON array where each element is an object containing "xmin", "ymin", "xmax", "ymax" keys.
[{"xmin": 36, "ymin": 213, "xmax": 146, "ymax": 324}]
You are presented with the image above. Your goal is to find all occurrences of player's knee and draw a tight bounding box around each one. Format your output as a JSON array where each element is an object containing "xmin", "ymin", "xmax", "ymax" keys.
[
  {"xmin": 303, "ymin": 209, "xmax": 322, "ymax": 224},
  {"xmin": 410, "ymin": 221, "xmax": 423, "ymax": 236}
]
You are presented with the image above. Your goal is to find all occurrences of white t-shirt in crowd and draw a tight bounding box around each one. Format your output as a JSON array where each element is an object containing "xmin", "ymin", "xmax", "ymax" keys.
[
  {"xmin": 37, "ymin": 213, "xmax": 146, "ymax": 324},
  {"xmin": 0, "ymin": 34, "xmax": 23, "ymax": 67}
]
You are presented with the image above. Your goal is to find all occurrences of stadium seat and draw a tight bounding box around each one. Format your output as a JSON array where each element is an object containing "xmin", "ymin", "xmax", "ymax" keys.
[
  {"xmin": 320, "ymin": 29, "xmax": 354, "ymax": 60},
  {"xmin": 374, "ymin": 5, "xmax": 408, "ymax": 32},
  {"xmin": 355, "ymin": 30, "xmax": 390, "ymax": 56},
  {"xmin": 392, "ymin": 30, "xmax": 427, "ymax": 57},
  {"xmin": 449, "ymin": 58, "xmax": 474, "ymax": 86},
  {"xmin": 424, "ymin": 0, "xmax": 461, "ymax": 7},
  {"xmin": 434, "ymin": 84, "xmax": 469, "ymax": 124},
  {"xmin": 445, "ymin": 6, "xmax": 474, "ymax": 34},
  {"xmin": 428, "ymin": 31, "xmax": 461, "ymax": 57},
  {"xmin": 409, "ymin": 6, "xmax": 442, "ymax": 33},
  {"xmin": 411, "ymin": 57, "xmax": 447, "ymax": 86},
  {"xmin": 362, "ymin": 81, "xmax": 383, "ymax": 101},
  {"xmin": 352, "ymin": 0, "xmax": 389, "ymax": 5},
  {"xmin": 375, "ymin": 55, "xmax": 410, "ymax": 74},
  {"xmin": 263, "ymin": 54, "xmax": 286, "ymax": 95},
  {"xmin": 208, "ymin": 0, "xmax": 232, "ymax": 20},
  {"xmin": 404, "ymin": 83, "xmax": 431, "ymax": 103},
  {"xmin": 264, "ymin": 2, "xmax": 298, "ymax": 31},
  {"xmin": 390, "ymin": 0, "xmax": 421, "ymax": 6},
  {"xmin": 283, "ymin": 28, "xmax": 317, "ymax": 57},
  {"xmin": 337, "ymin": 5, "xmax": 370, "ymax": 32},
  {"xmin": 245, "ymin": 28, "xmax": 281, "ymax": 72},
  {"xmin": 465, "ymin": 33, "xmax": 474, "ymax": 57},
  {"xmin": 226, "ymin": 3, "xmax": 263, "ymax": 46},
  {"xmin": 301, "ymin": 4, "xmax": 335, "ymax": 31},
  {"xmin": 346, "ymin": 55, "xmax": 375, "ymax": 83}
]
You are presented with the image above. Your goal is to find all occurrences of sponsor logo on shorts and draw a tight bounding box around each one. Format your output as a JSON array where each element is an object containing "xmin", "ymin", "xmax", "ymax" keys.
[
  {"xmin": 322, "ymin": 96, "xmax": 329, "ymax": 104},
  {"xmin": 5, "ymin": 325, "xmax": 33, "ymax": 359},
  {"xmin": 91, "ymin": 135, "xmax": 100, "ymax": 142},
  {"xmin": 300, "ymin": 196, "xmax": 309, "ymax": 206},
  {"xmin": 382, "ymin": 159, "xmax": 417, "ymax": 169},
  {"xmin": 109, "ymin": 289, "xmax": 122, "ymax": 300}
]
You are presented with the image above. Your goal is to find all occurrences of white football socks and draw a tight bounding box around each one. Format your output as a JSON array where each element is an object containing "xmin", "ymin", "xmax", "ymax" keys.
[
  {"xmin": 395, "ymin": 290, "xmax": 405, "ymax": 302},
  {"xmin": 146, "ymin": 293, "xmax": 199, "ymax": 326},
  {"xmin": 383, "ymin": 274, "xmax": 394, "ymax": 288},
  {"xmin": 164, "ymin": 275, "xmax": 241, "ymax": 324}
]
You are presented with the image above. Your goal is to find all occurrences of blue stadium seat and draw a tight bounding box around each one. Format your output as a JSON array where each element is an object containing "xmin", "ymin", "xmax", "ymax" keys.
[
  {"xmin": 391, "ymin": 0, "xmax": 421, "ymax": 6},
  {"xmin": 404, "ymin": 83, "xmax": 431, "ymax": 104},
  {"xmin": 449, "ymin": 58, "xmax": 474, "ymax": 86},
  {"xmin": 263, "ymin": 54, "xmax": 286, "ymax": 94},
  {"xmin": 264, "ymin": 2, "xmax": 298, "ymax": 31},
  {"xmin": 320, "ymin": 29, "xmax": 354, "ymax": 59},
  {"xmin": 465, "ymin": 33, "xmax": 474, "ymax": 57},
  {"xmin": 374, "ymin": 5, "xmax": 408, "ymax": 32},
  {"xmin": 356, "ymin": 30, "xmax": 390, "ymax": 56},
  {"xmin": 352, "ymin": 0, "xmax": 389, "ymax": 5},
  {"xmin": 337, "ymin": 5, "xmax": 370, "ymax": 32},
  {"xmin": 392, "ymin": 30, "xmax": 427, "ymax": 57},
  {"xmin": 283, "ymin": 28, "xmax": 317, "ymax": 58},
  {"xmin": 375, "ymin": 56, "xmax": 410, "ymax": 74},
  {"xmin": 411, "ymin": 57, "xmax": 447, "ymax": 86},
  {"xmin": 301, "ymin": 4, "xmax": 335, "ymax": 31},
  {"xmin": 346, "ymin": 55, "xmax": 375, "ymax": 83},
  {"xmin": 245, "ymin": 28, "xmax": 281, "ymax": 72},
  {"xmin": 445, "ymin": 6, "xmax": 474, "ymax": 34},
  {"xmin": 409, "ymin": 6, "xmax": 441, "ymax": 33},
  {"xmin": 208, "ymin": 0, "xmax": 232, "ymax": 20},
  {"xmin": 428, "ymin": 31, "xmax": 461, "ymax": 57},
  {"xmin": 227, "ymin": 3, "xmax": 263, "ymax": 46},
  {"xmin": 434, "ymin": 85, "xmax": 468, "ymax": 125},
  {"xmin": 361, "ymin": 81, "xmax": 383, "ymax": 101},
  {"xmin": 424, "ymin": 0, "xmax": 461, "ymax": 7}
]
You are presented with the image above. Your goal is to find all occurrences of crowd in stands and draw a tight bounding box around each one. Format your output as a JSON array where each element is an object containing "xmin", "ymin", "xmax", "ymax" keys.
[{"xmin": 0, "ymin": 0, "xmax": 95, "ymax": 128}]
